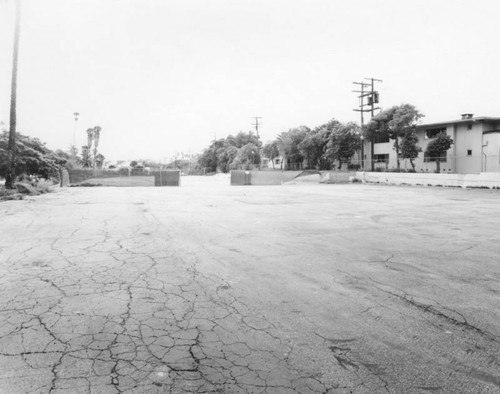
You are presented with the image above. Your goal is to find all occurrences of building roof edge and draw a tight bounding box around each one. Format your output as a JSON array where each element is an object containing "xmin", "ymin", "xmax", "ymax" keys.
[{"xmin": 417, "ymin": 117, "xmax": 500, "ymax": 128}]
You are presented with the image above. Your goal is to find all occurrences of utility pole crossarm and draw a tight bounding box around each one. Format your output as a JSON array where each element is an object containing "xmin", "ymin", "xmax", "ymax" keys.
[
  {"xmin": 365, "ymin": 77, "xmax": 383, "ymax": 83},
  {"xmin": 353, "ymin": 109, "xmax": 378, "ymax": 112}
]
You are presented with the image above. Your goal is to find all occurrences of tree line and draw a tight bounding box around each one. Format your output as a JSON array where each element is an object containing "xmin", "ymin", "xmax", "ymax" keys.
[
  {"xmin": 198, "ymin": 119, "xmax": 362, "ymax": 173},
  {"xmin": 198, "ymin": 104, "xmax": 454, "ymax": 173},
  {"xmin": 0, "ymin": 126, "xmax": 107, "ymax": 184},
  {"xmin": 0, "ymin": 130, "xmax": 66, "ymax": 181}
]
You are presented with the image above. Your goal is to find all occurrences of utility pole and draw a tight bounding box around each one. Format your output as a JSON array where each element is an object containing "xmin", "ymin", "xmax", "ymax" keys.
[
  {"xmin": 353, "ymin": 78, "xmax": 382, "ymax": 171},
  {"xmin": 5, "ymin": 0, "xmax": 22, "ymax": 189},
  {"xmin": 353, "ymin": 81, "xmax": 370, "ymax": 171},
  {"xmin": 251, "ymin": 117, "xmax": 262, "ymax": 138}
]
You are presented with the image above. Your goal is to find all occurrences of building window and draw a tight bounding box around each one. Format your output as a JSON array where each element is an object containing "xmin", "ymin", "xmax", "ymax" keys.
[
  {"xmin": 374, "ymin": 134, "xmax": 390, "ymax": 144},
  {"xmin": 467, "ymin": 124, "xmax": 473, "ymax": 130},
  {"xmin": 373, "ymin": 154, "xmax": 389, "ymax": 163},
  {"xmin": 425, "ymin": 127, "xmax": 446, "ymax": 139},
  {"xmin": 274, "ymin": 158, "xmax": 280, "ymax": 165},
  {"xmin": 467, "ymin": 150, "xmax": 472, "ymax": 156},
  {"xmin": 424, "ymin": 152, "xmax": 447, "ymax": 163}
]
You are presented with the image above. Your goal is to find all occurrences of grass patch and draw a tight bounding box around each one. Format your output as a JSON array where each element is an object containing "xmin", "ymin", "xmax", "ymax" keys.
[{"xmin": 71, "ymin": 176, "xmax": 154, "ymax": 187}]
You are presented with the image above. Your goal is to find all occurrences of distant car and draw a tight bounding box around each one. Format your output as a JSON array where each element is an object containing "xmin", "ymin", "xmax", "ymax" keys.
[{"xmin": 108, "ymin": 165, "xmax": 116, "ymax": 169}]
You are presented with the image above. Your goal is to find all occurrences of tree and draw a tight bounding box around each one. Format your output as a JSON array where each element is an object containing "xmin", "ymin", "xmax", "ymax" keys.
[
  {"xmin": 231, "ymin": 143, "xmax": 261, "ymax": 170},
  {"xmin": 276, "ymin": 126, "xmax": 309, "ymax": 170},
  {"xmin": 5, "ymin": 0, "xmax": 22, "ymax": 189},
  {"xmin": 197, "ymin": 134, "xmax": 263, "ymax": 174},
  {"xmin": 84, "ymin": 126, "xmax": 102, "ymax": 168},
  {"xmin": 425, "ymin": 132, "xmax": 453, "ymax": 173},
  {"xmin": 312, "ymin": 119, "xmax": 343, "ymax": 169},
  {"xmin": 198, "ymin": 138, "xmax": 225, "ymax": 173},
  {"xmin": 69, "ymin": 145, "xmax": 78, "ymax": 158},
  {"xmin": 81, "ymin": 146, "xmax": 91, "ymax": 168},
  {"xmin": 227, "ymin": 131, "xmax": 261, "ymax": 149},
  {"xmin": 95, "ymin": 153, "xmax": 105, "ymax": 169},
  {"xmin": 324, "ymin": 122, "xmax": 361, "ymax": 170},
  {"xmin": 261, "ymin": 141, "xmax": 280, "ymax": 169},
  {"xmin": 92, "ymin": 126, "xmax": 101, "ymax": 168},
  {"xmin": 365, "ymin": 104, "xmax": 423, "ymax": 171},
  {"xmin": 216, "ymin": 145, "xmax": 238, "ymax": 173},
  {"xmin": 299, "ymin": 131, "xmax": 328, "ymax": 169},
  {"xmin": 400, "ymin": 132, "xmax": 421, "ymax": 171},
  {"xmin": 0, "ymin": 131, "xmax": 66, "ymax": 180}
]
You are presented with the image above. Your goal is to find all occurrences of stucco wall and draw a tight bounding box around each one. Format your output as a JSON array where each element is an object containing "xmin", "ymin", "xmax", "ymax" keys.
[
  {"xmin": 482, "ymin": 132, "xmax": 500, "ymax": 172},
  {"xmin": 356, "ymin": 171, "xmax": 500, "ymax": 189}
]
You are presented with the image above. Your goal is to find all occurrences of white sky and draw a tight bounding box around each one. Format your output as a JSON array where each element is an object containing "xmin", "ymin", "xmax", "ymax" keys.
[{"xmin": 1, "ymin": 0, "xmax": 500, "ymax": 162}]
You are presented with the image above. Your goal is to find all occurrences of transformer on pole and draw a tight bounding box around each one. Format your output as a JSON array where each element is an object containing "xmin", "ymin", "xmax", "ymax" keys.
[{"xmin": 352, "ymin": 78, "xmax": 382, "ymax": 171}]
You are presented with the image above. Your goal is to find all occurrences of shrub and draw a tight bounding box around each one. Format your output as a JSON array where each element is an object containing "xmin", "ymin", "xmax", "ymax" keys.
[
  {"xmin": 35, "ymin": 180, "xmax": 54, "ymax": 193},
  {"xmin": 0, "ymin": 187, "xmax": 23, "ymax": 201},
  {"xmin": 15, "ymin": 182, "xmax": 40, "ymax": 195},
  {"xmin": 130, "ymin": 168, "xmax": 147, "ymax": 176}
]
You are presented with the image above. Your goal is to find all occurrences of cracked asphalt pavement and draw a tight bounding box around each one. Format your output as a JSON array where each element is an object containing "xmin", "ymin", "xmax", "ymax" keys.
[{"xmin": 1, "ymin": 175, "xmax": 499, "ymax": 393}]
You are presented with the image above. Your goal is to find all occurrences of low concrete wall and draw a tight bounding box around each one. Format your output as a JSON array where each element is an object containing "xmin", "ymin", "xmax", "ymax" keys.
[
  {"xmin": 153, "ymin": 170, "xmax": 181, "ymax": 186},
  {"xmin": 355, "ymin": 171, "xmax": 500, "ymax": 189},
  {"xmin": 231, "ymin": 170, "xmax": 302, "ymax": 185},
  {"xmin": 68, "ymin": 169, "xmax": 129, "ymax": 184},
  {"xmin": 67, "ymin": 168, "xmax": 180, "ymax": 187},
  {"xmin": 230, "ymin": 170, "xmax": 354, "ymax": 185},
  {"xmin": 252, "ymin": 171, "xmax": 302, "ymax": 185},
  {"xmin": 230, "ymin": 171, "xmax": 251, "ymax": 185},
  {"xmin": 319, "ymin": 171, "xmax": 355, "ymax": 184}
]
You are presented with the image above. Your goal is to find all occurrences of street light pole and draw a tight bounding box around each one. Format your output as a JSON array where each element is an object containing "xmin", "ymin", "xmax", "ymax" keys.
[{"xmin": 73, "ymin": 112, "xmax": 79, "ymax": 155}]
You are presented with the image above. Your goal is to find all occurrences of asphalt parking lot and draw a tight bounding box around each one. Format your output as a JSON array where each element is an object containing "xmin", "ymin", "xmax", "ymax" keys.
[{"xmin": 0, "ymin": 176, "xmax": 499, "ymax": 393}]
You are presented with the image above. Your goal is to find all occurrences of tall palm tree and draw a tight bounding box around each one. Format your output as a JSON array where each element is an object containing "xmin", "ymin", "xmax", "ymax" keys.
[
  {"xmin": 93, "ymin": 126, "xmax": 101, "ymax": 168},
  {"xmin": 5, "ymin": 0, "xmax": 22, "ymax": 189}
]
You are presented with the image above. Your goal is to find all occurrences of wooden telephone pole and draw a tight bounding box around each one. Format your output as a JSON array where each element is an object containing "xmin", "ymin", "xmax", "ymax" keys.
[{"xmin": 353, "ymin": 78, "xmax": 382, "ymax": 171}]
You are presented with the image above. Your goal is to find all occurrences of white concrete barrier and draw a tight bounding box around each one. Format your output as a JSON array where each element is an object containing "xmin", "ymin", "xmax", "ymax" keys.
[{"xmin": 355, "ymin": 171, "xmax": 500, "ymax": 189}]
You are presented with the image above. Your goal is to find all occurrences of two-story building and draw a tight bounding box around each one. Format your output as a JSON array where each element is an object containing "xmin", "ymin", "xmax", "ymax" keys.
[{"xmin": 364, "ymin": 114, "xmax": 500, "ymax": 174}]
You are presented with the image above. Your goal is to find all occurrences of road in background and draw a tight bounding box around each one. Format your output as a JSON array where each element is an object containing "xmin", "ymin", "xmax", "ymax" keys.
[{"xmin": 0, "ymin": 176, "xmax": 499, "ymax": 393}]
